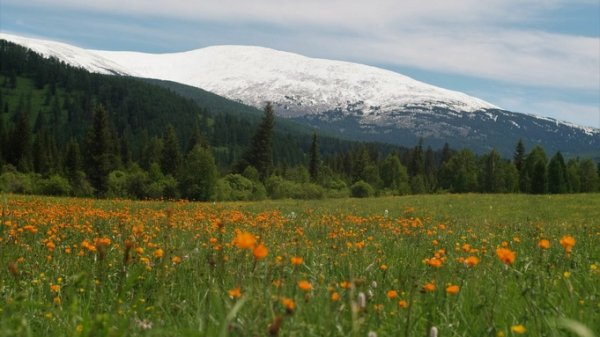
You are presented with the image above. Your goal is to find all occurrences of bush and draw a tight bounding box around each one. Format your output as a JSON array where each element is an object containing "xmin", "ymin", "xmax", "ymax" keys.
[
  {"xmin": 0, "ymin": 168, "xmax": 33, "ymax": 194},
  {"xmin": 350, "ymin": 180, "xmax": 374, "ymax": 198},
  {"xmin": 36, "ymin": 175, "xmax": 72, "ymax": 196},
  {"xmin": 216, "ymin": 174, "xmax": 267, "ymax": 201}
]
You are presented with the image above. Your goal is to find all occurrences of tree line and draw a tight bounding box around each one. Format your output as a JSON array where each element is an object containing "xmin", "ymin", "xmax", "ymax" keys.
[{"xmin": 1, "ymin": 39, "xmax": 598, "ymax": 200}]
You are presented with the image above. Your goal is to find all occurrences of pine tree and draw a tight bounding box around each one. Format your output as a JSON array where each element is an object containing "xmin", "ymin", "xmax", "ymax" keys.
[
  {"xmin": 245, "ymin": 102, "xmax": 274, "ymax": 180},
  {"xmin": 65, "ymin": 138, "xmax": 83, "ymax": 179},
  {"xmin": 161, "ymin": 124, "xmax": 181, "ymax": 177},
  {"xmin": 408, "ymin": 139, "xmax": 424, "ymax": 176},
  {"xmin": 85, "ymin": 105, "xmax": 112, "ymax": 196},
  {"xmin": 309, "ymin": 132, "xmax": 320, "ymax": 182},
  {"xmin": 513, "ymin": 139, "xmax": 525, "ymax": 171},
  {"xmin": 548, "ymin": 151, "xmax": 568, "ymax": 193},
  {"xmin": 514, "ymin": 139, "xmax": 526, "ymax": 192},
  {"xmin": 579, "ymin": 159, "xmax": 599, "ymax": 192},
  {"xmin": 10, "ymin": 109, "xmax": 33, "ymax": 172}
]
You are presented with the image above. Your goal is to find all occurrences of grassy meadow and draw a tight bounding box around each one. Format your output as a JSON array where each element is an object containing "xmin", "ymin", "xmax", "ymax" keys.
[{"xmin": 0, "ymin": 193, "xmax": 598, "ymax": 337}]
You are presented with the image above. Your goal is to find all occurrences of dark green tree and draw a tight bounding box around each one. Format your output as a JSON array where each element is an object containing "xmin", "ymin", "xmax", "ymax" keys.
[
  {"xmin": 84, "ymin": 105, "xmax": 112, "ymax": 196},
  {"xmin": 480, "ymin": 149, "xmax": 503, "ymax": 193},
  {"xmin": 64, "ymin": 138, "xmax": 83, "ymax": 179},
  {"xmin": 548, "ymin": 151, "xmax": 568, "ymax": 194},
  {"xmin": 179, "ymin": 145, "xmax": 218, "ymax": 201},
  {"xmin": 579, "ymin": 159, "xmax": 599, "ymax": 192},
  {"xmin": 380, "ymin": 153, "xmax": 410, "ymax": 195},
  {"xmin": 523, "ymin": 145, "xmax": 547, "ymax": 194},
  {"xmin": 161, "ymin": 124, "xmax": 182, "ymax": 177},
  {"xmin": 308, "ymin": 132, "xmax": 320, "ymax": 182},
  {"xmin": 10, "ymin": 109, "xmax": 33, "ymax": 172},
  {"xmin": 245, "ymin": 102, "xmax": 274, "ymax": 180}
]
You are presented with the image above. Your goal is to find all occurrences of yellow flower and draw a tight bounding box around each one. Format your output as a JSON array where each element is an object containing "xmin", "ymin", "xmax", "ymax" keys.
[{"xmin": 511, "ymin": 324, "xmax": 526, "ymax": 334}]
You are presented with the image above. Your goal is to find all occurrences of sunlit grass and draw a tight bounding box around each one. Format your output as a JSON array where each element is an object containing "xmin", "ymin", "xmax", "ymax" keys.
[{"xmin": 1, "ymin": 194, "xmax": 598, "ymax": 336}]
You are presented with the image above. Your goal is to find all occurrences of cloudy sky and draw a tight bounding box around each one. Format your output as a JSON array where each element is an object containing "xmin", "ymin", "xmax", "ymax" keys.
[{"xmin": 1, "ymin": 0, "xmax": 599, "ymax": 128}]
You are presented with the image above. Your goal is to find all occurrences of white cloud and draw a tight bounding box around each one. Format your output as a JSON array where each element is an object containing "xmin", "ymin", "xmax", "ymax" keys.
[{"xmin": 6, "ymin": 0, "xmax": 597, "ymax": 92}]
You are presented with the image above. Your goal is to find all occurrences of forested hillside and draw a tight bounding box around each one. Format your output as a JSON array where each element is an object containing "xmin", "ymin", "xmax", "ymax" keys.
[{"xmin": 1, "ymin": 40, "xmax": 598, "ymax": 200}]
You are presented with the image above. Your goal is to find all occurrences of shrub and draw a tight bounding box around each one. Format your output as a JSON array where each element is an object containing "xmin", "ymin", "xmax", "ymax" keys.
[{"xmin": 350, "ymin": 180, "xmax": 374, "ymax": 198}]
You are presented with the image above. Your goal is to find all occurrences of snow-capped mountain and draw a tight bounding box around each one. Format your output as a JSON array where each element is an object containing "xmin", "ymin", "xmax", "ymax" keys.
[{"xmin": 1, "ymin": 33, "xmax": 598, "ymax": 156}]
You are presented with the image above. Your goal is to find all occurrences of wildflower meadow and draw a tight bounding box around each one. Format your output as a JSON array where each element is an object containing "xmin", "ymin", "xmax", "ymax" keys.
[{"xmin": 0, "ymin": 194, "xmax": 598, "ymax": 336}]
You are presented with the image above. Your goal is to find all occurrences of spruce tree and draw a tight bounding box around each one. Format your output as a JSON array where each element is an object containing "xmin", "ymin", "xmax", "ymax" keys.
[
  {"xmin": 309, "ymin": 132, "xmax": 320, "ymax": 182},
  {"xmin": 161, "ymin": 124, "xmax": 181, "ymax": 177},
  {"xmin": 85, "ymin": 105, "xmax": 112, "ymax": 196},
  {"xmin": 514, "ymin": 139, "xmax": 526, "ymax": 192},
  {"xmin": 10, "ymin": 109, "xmax": 33, "ymax": 172},
  {"xmin": 65, "ymin": 138, "xmax": 83, "ymax": 179},
  {"xmin": 245, "ymin": 102, "xmax": 274, "ymax": 180},
  {"xmin": 548, "ymin": 151, "xmax": 568, "ymax": 193}
]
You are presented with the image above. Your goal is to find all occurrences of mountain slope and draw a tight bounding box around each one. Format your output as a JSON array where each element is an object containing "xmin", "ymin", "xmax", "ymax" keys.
[{"xmin": 2, "ymin": 33, "xmax": 598, "ymax": 157}]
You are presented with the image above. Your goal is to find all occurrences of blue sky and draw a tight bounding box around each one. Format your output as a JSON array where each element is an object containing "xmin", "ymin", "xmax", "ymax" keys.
[{"xmin": 1, "ymin": 0, "xmax": 598, "ymax": 128}]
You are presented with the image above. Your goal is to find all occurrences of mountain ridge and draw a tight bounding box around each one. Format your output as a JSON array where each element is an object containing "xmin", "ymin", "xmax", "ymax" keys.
[{"xmin": 1, "ymin": 32, "xmax": 598, "ymax": 157}]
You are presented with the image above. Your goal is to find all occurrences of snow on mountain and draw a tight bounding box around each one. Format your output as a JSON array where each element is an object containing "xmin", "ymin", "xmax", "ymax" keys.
[
  {"xmin": 0, "ymin": 33, "xmax": 132, "ymax": 76},
  {"xmin": 93, "ymin": 45, "xmax": 498, "ymax": 117},
  {"xmin": 1, "ymin": 32, "xmax": 597, "ymax": 144},
  {"xmin": 1, "ymin": 32, "xmax": 495, "ymax": 116}
]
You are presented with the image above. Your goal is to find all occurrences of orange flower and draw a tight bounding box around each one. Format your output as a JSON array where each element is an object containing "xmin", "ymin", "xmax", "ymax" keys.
[
  {"xmin": 379, "ymin": 264, "xmax": 388, "ymax": 271},
  {"xmin": 331, "ymin": 292, "xmax": 340, "ymax": 302},
  {"xmin": 496, "ymin": 247, "xmax": 516, "ymax": 265},
  {"xmin": 281, "ymin": 297, "xmax": 296, "ymax": 312},
  {"xmin": 234, "ymin": 231, "xmax": 256, "ymax": 250},
  {"xmin": 538, "ymin": 239, "xmax": 550, "ymax": 250},
  {"xmin": 340, "ymin": 281, "xmax": 351, "ymax": 289},
  {"xmin": 446, "ymin": 284, "xmax": 460, "ymax": 295},
  {"xmin": 153, "ymin": 248, "xmax": 164, "ymax": 259},
  {"xmin": 386, "ymin": 290, "xmax": 398, "ymax": 299},
  {"xmin": 398, "ymin": 300, "xmax": 409, "ymax": 309},
  {"xmin": 559, "ymin": 235, "xmax": 575, "ymax": 254},
  {"xmin": 171, "ymin": 256, "xmax": 182, "ymax": 265},
  {"xmin": 253, "ymin": 244, "xmax": 268, "ymax": 260},
  {"xmin": 422, "ymin": 282, "xmax": 436, "ymax": 292},
  {"xmin": 228, "ymin": 287, "xmax": 241, "ymax": 299},
  {"xmin": 290, "ymin": 256, "xmax": 303, "ymax": 265},
  {"xmin": 50, "ymin": 284, "xmax": 60, "ymax": 293},
  {"xmin": 465, "ymin": 256, "xmax": 480, "ymax": 267},
  {"xmin": 298, "ymin": 280, "xmax": 312, "ymax": 292},
  {"xmin": 426, "ymin": 257, "xmax": 443, "ymax": 268}
]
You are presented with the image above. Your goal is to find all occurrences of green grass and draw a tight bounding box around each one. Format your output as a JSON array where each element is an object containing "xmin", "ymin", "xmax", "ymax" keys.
[{"xmin": 0, "ymin": 194, "xmax": 598, "ymax": 336}]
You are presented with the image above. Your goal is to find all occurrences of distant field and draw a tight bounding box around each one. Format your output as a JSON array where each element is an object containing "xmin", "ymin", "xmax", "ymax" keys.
[{"xmin": 1, "ymin": 194, "xmax": 598, "ymax": 336}]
